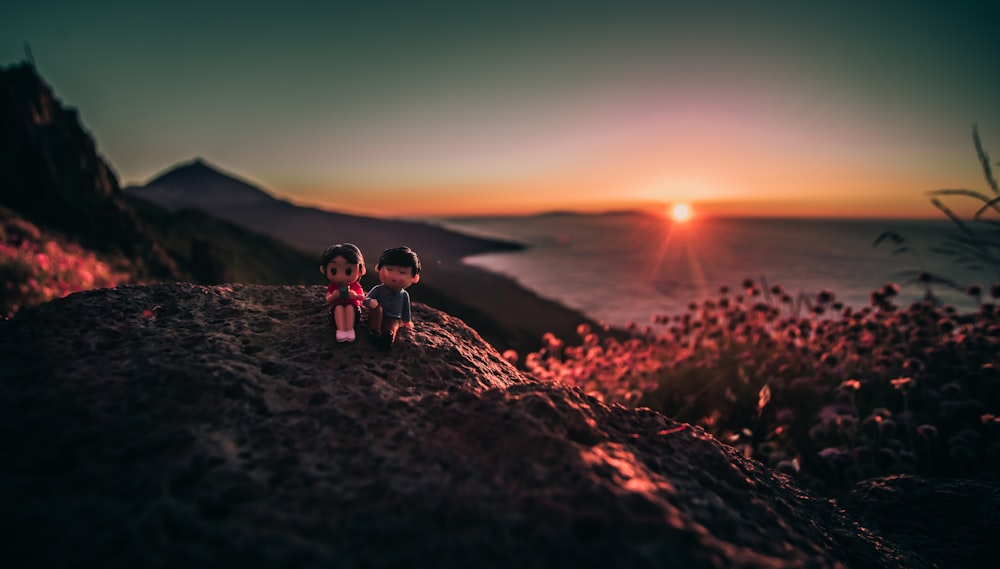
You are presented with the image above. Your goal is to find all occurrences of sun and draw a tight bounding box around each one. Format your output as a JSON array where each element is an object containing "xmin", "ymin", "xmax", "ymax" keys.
[{"xmin": 670, "ymin": 203, "xmax": 692, "ymax": 222}]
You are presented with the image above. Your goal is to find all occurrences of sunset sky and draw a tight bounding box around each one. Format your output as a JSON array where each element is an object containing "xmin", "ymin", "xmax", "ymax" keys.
[{"xmin": 2, "ymin": 1, "xmax": 998, "ymax": 218}]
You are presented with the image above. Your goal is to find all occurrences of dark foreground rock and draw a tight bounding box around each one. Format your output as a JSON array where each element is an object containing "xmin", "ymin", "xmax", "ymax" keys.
[
  {"xmin": 841, "ymin": 475, "xmax": 1000, "ymax": 569},
  {"xmin": 0, "ymin": 284, "xmax": 956, "ymax": 568}
]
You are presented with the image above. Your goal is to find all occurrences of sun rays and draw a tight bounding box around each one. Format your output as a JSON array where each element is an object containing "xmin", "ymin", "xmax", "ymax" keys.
[{"xmin": 636, "ymin": 209, "xmax": 711, "ymax": 305}]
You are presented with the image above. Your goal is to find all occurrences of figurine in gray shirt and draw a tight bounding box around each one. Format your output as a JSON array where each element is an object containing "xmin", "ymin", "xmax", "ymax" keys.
[{"xmin": 365, "ymin": 246, "xmax": 421, "ymax": 349}]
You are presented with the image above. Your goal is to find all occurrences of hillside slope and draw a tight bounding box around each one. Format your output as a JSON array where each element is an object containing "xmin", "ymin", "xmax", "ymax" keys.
[{"xmin": 0, "ymin": 63, "xmax": 341, "ymax": 309}]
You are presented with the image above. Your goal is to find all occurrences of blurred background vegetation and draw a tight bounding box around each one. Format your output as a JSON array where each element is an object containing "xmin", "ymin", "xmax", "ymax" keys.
[{"xmin": 518, "ymin": 126, "xmax": 1000, "ymax": 495}]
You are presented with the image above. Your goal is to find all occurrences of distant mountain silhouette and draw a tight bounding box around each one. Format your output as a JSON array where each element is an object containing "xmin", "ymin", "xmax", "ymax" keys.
[
  {"xmin": 126, "ymin": 158, "xmax": 279, "ymax": 211},
  {"xmin": 126, "ymin": 160, "xmax": 524, "ymax": 270},
  {"xmin": 125, "ymin": 160, "xmax": 601, "ymax": 351}
]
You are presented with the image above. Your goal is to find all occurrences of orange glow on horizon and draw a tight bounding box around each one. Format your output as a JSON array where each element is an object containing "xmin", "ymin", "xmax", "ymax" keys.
[
  {"xmin": 286, "ymin": 191, "xmax": 952, "ymax": 220},
  {"xmin": 274, "ymin": 162, "xmax": 978, "ymax": 219}
]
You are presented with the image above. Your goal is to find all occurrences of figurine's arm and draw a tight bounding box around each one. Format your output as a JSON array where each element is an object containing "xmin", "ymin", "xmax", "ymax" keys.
[
  {"xmin": 347, "ymin": 285, "xmax": 366, "ymax": 301},
  {"xmin": 326, "ymin": 287, "xmax": 347, "ymax": 304},
  {"xmin": 364, "ymin": 287, "xmax": 380, "ymax": 309}
]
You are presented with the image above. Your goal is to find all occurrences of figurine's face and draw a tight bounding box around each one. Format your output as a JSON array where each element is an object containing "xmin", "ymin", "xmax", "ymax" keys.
[
  {"xmin": 377, "ymin": 264, "xmax": 420, "ymax": 292},
  {"xmin": 324, "ymin": 256, "xmax": 363, "ymax": 285}
]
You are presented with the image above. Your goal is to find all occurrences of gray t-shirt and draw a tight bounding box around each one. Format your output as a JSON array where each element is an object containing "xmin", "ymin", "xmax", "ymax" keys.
[{"xmin": 366, "ymin": 284, "xmax": 411, "ymax": 321}]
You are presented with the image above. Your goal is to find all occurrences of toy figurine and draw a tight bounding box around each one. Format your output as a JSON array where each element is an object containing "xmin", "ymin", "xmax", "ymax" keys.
[
  {"xmin": 365, "ymin": 246, "xmax": 421, "ymax": 349},
  {"xmin": 320, "ymin": 243, "xmax": 367, "ymax": 342}
]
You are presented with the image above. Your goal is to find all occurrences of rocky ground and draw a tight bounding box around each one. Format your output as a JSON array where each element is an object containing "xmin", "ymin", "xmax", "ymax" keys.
[{"xmin": 1, "ymin": 283, "xmax": 996, "ymax": 568}]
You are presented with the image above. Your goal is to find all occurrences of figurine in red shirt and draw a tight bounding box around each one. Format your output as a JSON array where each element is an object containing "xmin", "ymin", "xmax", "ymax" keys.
[{"xmin": 320, "ymin": 243, "xmax": 367, "ymax": 342}]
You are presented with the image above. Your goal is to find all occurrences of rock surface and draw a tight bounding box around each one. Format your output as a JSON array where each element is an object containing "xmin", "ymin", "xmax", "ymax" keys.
[
  {"xmin": 0, "ymin": 284, "xmax": 942, "ymax": 568},
  {"xmin": 841, "ymin": 475, "xmax": 1000, "ymax": 569}
]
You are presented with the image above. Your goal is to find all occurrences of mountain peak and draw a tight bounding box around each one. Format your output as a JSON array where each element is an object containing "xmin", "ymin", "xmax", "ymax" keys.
[
  {"xmin": 127, "ymin": 159, "xmax": 278, "ymax": 212},
  {"xmin": 148, "ymin": 157, "xmax": 236, "ymax": 184},
  {"xmin": 183, "ymin": 156, "xmax": 212, "ymax": 170}
]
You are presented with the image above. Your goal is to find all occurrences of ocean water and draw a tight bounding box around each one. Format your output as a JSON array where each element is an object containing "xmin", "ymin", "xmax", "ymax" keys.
[{"xmin": 433, "ymin": 213, "xmax": 998, "ymax": 329}]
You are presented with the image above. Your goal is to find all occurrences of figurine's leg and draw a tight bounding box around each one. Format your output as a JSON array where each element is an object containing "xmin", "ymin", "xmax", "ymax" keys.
[
  {"xmin": 344, "ymin": 305, "xmax": 356, "ymax": 330},
  {"xmin": 334, "ymin": 305, "xmax": 350, "ymax": 331},
  {"xmin": 343, "ymin": 305, "xmax": 357, "ymax": 341},
  {"xmin": 380, "ymin": 317, "xmax": 401, "ymax": 348},
  {"xmin": 368, "ymin": 305, "xmax": 384, "ymax": 334},
  {"xmin": 386, "ymin": 317, "xmax": 400, "ymax": 338},
  {"xmin": 334, "ymin": 305, "xmax": 354, "ymax": 342}
]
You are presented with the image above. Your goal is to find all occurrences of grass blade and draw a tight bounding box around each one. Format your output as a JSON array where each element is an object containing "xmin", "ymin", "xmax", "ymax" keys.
[{"xmin": 973, "ymin": 124, "xmax": 999, "ymax": 195}]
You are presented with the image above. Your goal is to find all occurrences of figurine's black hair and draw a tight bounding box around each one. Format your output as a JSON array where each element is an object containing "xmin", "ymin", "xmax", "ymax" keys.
[
  {"xmin": 320, "ymin": 243, "xmax": 365, "ymax": 268},
  {"xmin": 376, "ymin": 246, "xmax": 421, "ymax": 276}
]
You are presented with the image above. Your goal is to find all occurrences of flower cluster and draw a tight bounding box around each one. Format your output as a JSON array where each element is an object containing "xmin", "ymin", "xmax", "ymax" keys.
[
  {"xmin": 520, "ymin": 279, "xmax": 1000, "ymax": 493},
  {"xmin": 521, "ymin": 326, "xmax": 668, "ymax": 407},
  {"xmin": 1, "ymin": 218, "xmax": 132, "ymax": 317}
]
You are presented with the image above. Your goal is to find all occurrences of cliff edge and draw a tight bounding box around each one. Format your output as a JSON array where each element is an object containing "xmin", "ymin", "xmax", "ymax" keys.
[{"xmin": 0, "ymin": 284, "xmax": 947, "ymax": 567}]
